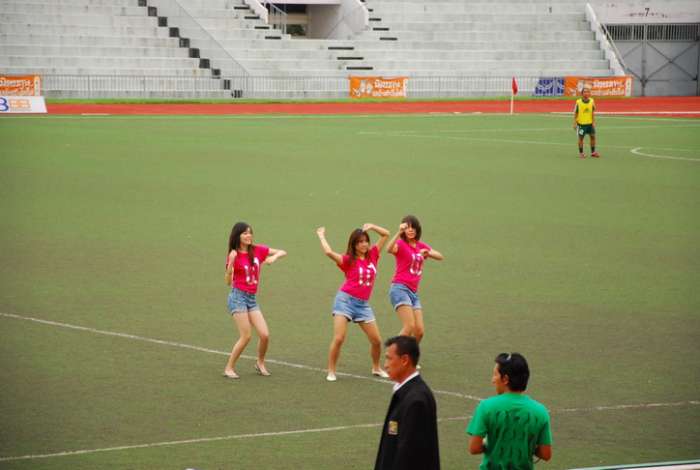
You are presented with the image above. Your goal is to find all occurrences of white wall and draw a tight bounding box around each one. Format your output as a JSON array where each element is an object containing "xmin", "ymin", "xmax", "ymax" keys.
[{"xmin": 591, "ymin": 1, "xmax": 700, "ymax": 24}]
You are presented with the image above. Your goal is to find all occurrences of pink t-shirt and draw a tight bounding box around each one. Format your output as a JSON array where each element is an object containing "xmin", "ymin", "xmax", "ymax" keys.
[
  {"xmin": 227, "ymin": 245, "xmax": 270, "ymax": 294},
  {"xmin": 338, "ymin": 245, "xmax": 380, "ymax": 301},
  {"xmin": 391, "ymin": 238, "xmax": 431, "ymax": 292}
]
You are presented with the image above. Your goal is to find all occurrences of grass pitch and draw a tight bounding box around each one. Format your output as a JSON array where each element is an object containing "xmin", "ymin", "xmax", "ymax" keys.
[{"xmin": 1, "ymin": 112, "xmax": 699, "ymax": 469}]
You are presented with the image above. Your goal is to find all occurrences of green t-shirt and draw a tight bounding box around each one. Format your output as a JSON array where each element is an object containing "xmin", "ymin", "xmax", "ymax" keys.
[{"xmin": 466, "ymin": 393, "xmax": 552, "ymax": 470}]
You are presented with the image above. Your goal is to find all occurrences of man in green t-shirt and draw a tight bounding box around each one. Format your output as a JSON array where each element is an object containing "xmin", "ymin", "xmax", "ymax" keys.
[{"xmin": 466, "ymin": 353, "xmax": 552, "ymax": 469}]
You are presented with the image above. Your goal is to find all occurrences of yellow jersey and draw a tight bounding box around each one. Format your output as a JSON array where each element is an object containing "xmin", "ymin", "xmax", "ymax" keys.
[{"xmin": 574, "ymin": 98, "xmax": 595, "ymax": 125}]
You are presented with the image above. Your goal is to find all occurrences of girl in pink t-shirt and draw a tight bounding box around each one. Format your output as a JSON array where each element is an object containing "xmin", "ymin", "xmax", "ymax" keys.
[
  {"xmin": 316, "ymin": 223, "xmax": 391, "ymax": 382},
  {"xmin": 223, "ymin": 222, "xmax": 286, "ymax": 379},
  {"xmin": 386, "ymin": 215, "xmax": 443, "ymax": 345}
]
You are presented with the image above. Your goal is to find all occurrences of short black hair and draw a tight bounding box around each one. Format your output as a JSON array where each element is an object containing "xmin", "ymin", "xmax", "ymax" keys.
[
  {"xmin": 495, "ymin": 352, "xmax": 530, "ymax": 391},
  {"xmin": 385, "ymin": 335, "xmax": 420, "ymax": 367}
]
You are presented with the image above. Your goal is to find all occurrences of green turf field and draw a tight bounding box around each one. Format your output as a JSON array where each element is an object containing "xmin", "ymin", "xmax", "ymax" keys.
[{"xmin": 1, "ymin": 113, "xmax": 699, "ymax": 470}]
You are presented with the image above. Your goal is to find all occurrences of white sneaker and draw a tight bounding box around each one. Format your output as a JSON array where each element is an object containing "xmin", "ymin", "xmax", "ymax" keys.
[
  {"xmin": 372, "ymin": 369, "xmax": 389, "ymax": 378},
  {"xmin": 326, "ymin": 372, "xmax": 337, "ymax": 382}
]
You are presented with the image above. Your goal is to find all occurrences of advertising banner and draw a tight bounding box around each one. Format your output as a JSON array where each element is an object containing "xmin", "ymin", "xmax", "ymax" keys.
[
  {"xmin": 349, "ymin": 76, "xmax": 408, "ymax": 98},
  {"xmin": 0, "ymin": 96, "xmax": 48, "ymax": 114},
  {"xmin": 563, "ymin": 76, "xmax": 633, "ymax": 97},
  {"xmin": 534, "ymin": 77, "xmax": 565, "ymax": 97},
  {"xmin": 0, "ymin": 75, "xmax": 42, "ymax": 96}
]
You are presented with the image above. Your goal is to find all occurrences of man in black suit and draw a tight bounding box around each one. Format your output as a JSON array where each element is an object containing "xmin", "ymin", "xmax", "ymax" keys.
[{"xmin": 374, "ymin": 335, "xmax": 440, "ymax": 470}]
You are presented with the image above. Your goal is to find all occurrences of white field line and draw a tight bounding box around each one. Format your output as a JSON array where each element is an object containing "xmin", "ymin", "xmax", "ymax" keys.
[
  {"xmin": 3, "ymin": 312, "xmax": 698, "ymax": 413},
  {"xmin": 630, "ymin": 147, "xmax": 700, "ymax": 162},
  {"xmin": 0, "ymin": 312, "xmax": 481, "ymax": 401},
  {"xmin": 358, "ymin": 130, "xmax": 700, "ymax": 156},
  {"xmin": 358, "ymin": 124, "xmax": 700, "ymax": 136},
  {"xmin": 0, "ymin": 415, "xmax": 471, "ymax": 462},
  {"xmin": 2, "ymin": 312, "xmax": 699, "ymax": 462}
]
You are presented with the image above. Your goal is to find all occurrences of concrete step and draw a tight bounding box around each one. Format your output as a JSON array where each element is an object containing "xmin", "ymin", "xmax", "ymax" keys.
[
  {"xmin": 1, "ymin": 55, "xmax": 203, "ymax": 69},
  {"xmin": 377, "ymin": 20, "xmax": 590, "ymax": 33},
  {"xmin": 362, "ymin": 12, "xmax": 585, "ymax": 23},
  {"xmin": 365, "ymin": 59, "xmax": 610, "ymax": 70},
  {"xmin": 356, "ymin": 49, "xmax": 604, "ymax": 61},
  {"xmin": 2, "ymin": 0, "xmax": 143, "ymax": 6},
  {"xmin": 0, "ymin": 44, "xmax": 192, "ymax": 59},
  {"xmin": 0, "ymin": 33, "xmax": 181, "ymax": 48},
  {"xmin": 356, "ymin": 30, "xmax": 595, "ymax": 41},
  {"xmin": 369, "ymin": 2, "xmax": 585, "ymax": 14},
  {"xmin": 0, "ymin": 13, "xmax": 158, "ymax": 27},
  {"xmin": 0, "ymin": 22, "xmax": 170, "ymax": 37},
  {"xmin": 0, "ymin": 3, "xmax": 146, "ymax": 16},
  {"xmin": 0, "ymin": 66, "xmax": 215, "ymax": 77}
]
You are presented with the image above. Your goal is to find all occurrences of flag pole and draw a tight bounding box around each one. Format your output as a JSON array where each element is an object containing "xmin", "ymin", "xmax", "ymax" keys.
[{"xmin": 510, "ymin": 89, "xmax": 514, "ymax": 115}]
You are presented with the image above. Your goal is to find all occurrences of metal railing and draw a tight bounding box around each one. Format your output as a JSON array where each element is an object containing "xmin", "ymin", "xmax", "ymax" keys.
[
  {"xmin": 40, "ymin": 74, "xmax": 230, "ymax": 98},
  {"xmin": 265, "ymin": 1, "xmax": 288, "ymax": 35},
  {"xmin": 146, "ymin": 0, "xmax": 249, "ymax": 77},
  {"xmin": 35, "ymin": 74, "xmax": 572, "ymax": 99},
  {"xmin": 324, "ymin": 1, "xmax": 370, "ymax": 40},
  {"xmin": 604, "ymin": 23, "xmax": 700, "ymax": 42}
]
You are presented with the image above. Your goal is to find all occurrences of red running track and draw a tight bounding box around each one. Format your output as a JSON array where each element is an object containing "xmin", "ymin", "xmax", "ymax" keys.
[{"xmin": 47, "ymin": 96, "xmax": 700, "ymax": 117}]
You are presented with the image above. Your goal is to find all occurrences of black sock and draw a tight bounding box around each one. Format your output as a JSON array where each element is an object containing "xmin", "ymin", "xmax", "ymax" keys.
[
  {"xmin": 591, "ymin": 146, "xmax": 596, "ymax": 152},
  {"xmin": 579, "ymin": 146, "xmax": 583, "ymax": 153}
]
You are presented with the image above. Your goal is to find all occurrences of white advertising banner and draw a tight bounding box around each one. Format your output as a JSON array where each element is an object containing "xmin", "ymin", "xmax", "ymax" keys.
[{"xmin": 0, "ymin": 96, "xmax": 47, "ymax": 114}]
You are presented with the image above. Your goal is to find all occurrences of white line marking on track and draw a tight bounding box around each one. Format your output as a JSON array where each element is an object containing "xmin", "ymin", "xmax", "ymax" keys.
[
  {"xmin": 0, "ymin": 312, "xmax": 481, "ymax": 401},
  {"xmin": 630, "ymin": 147, "xmax": 700, "ymax": 162},
  {"xmin": 0, "ymin": 415, "xmax": 472, "ymax": 462}
]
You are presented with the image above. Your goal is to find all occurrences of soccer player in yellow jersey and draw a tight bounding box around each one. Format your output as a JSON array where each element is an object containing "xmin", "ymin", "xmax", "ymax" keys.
[{"xmin": 573, "ymin": 86, "xmax": 600, "ymax": 158}]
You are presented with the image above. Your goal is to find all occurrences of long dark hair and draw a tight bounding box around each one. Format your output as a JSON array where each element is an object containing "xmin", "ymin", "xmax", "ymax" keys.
[
  {"xmin": 228, "ymin": 222, "xmax": 255, "ymax": 266},
  {"xmin": 400, "ymin": 215, "xmax": 422, "ymax": 242},
  {"xmin": 345, "ymin": 228, "xmax": 370, "ymax": 260}
]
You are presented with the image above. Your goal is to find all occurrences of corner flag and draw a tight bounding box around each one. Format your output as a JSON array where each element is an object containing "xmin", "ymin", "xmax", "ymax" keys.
[
  {"xmin": 510, "ymin": 77, "xmax": 518, "ymax": 114},
  {"xmin": 512, "ymin": 77, "xmax": 518, "ymax": 95}
]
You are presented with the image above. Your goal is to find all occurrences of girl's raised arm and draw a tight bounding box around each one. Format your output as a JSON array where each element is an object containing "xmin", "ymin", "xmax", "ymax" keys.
[
  {"xmin": 316, "ymin": 227, "xmax": 343, "ymax": 265},
  {"xmin": 363, "ymin": 223, "xmax": 390, "ymax": 252}
]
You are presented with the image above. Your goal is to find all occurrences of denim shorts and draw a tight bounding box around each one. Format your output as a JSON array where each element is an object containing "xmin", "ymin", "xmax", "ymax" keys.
[
  {"xmin": 332, "ymin": 290, "xmax": 375, "ymax": 323},
  {"xmin": 227, "ymin": 288, "xmax": 260, "ymax": 314},
  {"xmin": 389, "ymin": 283, "xmax": 422, "ymax": 311}
]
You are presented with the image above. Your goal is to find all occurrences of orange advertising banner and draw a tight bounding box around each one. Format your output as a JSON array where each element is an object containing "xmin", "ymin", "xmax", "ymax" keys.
[
  {"xmin": 0, "ymin": 75, "xmax": 42, "ymax": 96},
  {"xmin": 349, "ymin": 76, "xmax": 408, "ymax": 98},
  {"xmin": 564, "ymin": 76, "xmax": 632, "ymax": 97}
]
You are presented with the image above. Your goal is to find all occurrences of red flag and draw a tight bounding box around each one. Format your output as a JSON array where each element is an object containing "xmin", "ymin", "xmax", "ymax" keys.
[{"xmin": 512, "ymin": 77, "xmax": 518, "ymax": 95}]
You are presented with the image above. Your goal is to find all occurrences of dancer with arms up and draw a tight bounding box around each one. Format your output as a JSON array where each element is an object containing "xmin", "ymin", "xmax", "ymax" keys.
[{"xmin": 317, "ymin": 223, "xmax": 391, "ymax": 382}]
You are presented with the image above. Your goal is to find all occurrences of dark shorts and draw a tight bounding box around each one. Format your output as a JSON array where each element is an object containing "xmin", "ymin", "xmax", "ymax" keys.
[{"xmin": 577, "ymin": 124, "xmax": 595, "ymax": 136}]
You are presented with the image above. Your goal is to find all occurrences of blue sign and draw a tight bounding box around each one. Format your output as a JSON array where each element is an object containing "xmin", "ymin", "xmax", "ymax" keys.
[{"xmin": 534, "ymin": 77, "xmax": 565, "ymax": 97}]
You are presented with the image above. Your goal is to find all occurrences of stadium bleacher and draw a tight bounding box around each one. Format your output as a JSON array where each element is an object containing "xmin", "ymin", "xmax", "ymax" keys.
[{"xmin": 0, "ymin": 0, "xmax": 616, "ymax": 98}]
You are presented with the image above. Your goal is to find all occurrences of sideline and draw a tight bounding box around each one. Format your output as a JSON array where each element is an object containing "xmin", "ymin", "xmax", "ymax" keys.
[{"xmin": 0, "ymin": 311, "xmax": 481, "ymax": 401}]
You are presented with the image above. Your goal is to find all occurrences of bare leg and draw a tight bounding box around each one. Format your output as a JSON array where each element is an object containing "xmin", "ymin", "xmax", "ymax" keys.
[
  {"xmin": 396, "ymin": 304, "xmax": 416, "ymax": 337},
  {"xmin": 224, "ymin": 313, "xmax": 253, "ymax": 376},
  {"xmin": 328, "ymin": 315, "xmax": 349, "ymax": 375},
  {"xmin": 358, "ymin": 321, "xmax": 384, "ymax": 372},
  {"xmin": 248, "ymin": 310, "xmax": 270, "ymax": 375},
  {"xmin": 412, "ymin": 309, "xmax": 425, "ymax": 343}
]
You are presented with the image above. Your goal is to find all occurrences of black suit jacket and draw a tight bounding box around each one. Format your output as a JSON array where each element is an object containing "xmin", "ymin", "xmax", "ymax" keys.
[{"xmin": 374, "ymin": 374, "xmax": 440, "ymax": 470}]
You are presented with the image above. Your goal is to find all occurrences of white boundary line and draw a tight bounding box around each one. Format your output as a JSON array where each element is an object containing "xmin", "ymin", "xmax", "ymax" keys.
[
  {"xmin": 358, "ymin": 130, "xmax": 700, "ymax": 156},
  {"xmin": 0, "ymin": 312, "xmax": 481, "ymax": 401},
  {"xmin": 3, "ymin": 312, "xmax": 698, "ymax": 412},
  {"xmin": 630, "ymin": 147, "xmax": 700, "ymax": 162},
  {"xmin": 0, "ymin": 415, "xmax": 471, "ymax": 462},
  {"xmin": 1, "ymin": 311, "xmax": 699, "ymax": 462}
]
